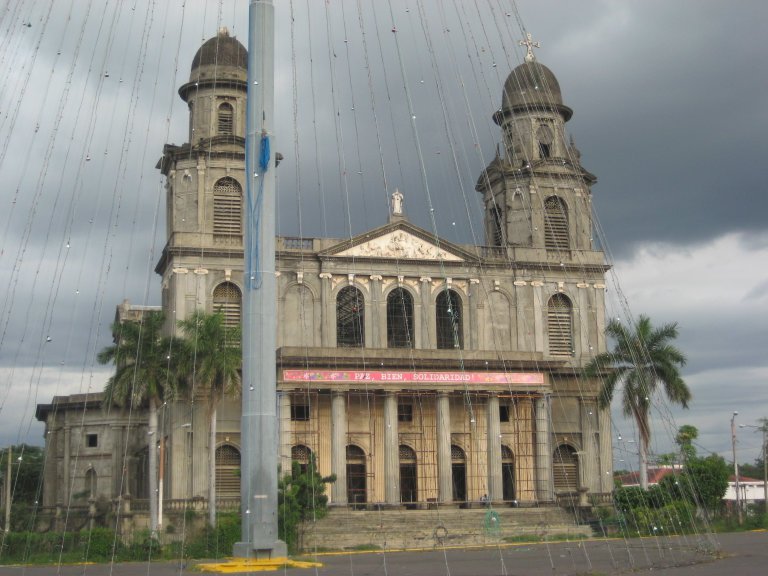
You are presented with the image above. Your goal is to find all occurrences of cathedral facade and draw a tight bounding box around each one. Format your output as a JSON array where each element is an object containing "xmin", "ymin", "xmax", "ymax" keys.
[{"xmin": 37, "ymin": 29, "xmax": 613, "ymax": 516}]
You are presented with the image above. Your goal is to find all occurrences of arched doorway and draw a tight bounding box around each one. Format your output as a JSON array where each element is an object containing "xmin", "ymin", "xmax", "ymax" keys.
[
  {"xmin": 553, "ymin": 444, "xmax": 579, "ymax": 493},
  {"xmin": 291, "ymin": 444, "xmax": 312, "ymax": 476},
  {"xmin": 451, "ymin": 444, "xmax": 467, "ymax": 502},
  {"xmin": 346, "ymin": 445, "xmax": 367, "ymax": 508},
  {"xmin": 501, "ymin": 445, "xmax": 516, "ymax": 501},
  {"xmin": 399, "ymin": 444, "xmax": 417, "ymax": 504},
  {"xmin": 215, "ymin": 444, "xmax": 241, "ymax": 499}
]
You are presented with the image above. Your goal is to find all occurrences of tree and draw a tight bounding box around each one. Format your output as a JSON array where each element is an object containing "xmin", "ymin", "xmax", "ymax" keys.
[
  {"xmin": 278, "ymin": 457, "xmax": 335, "ymax": 553},
  {"xmin": 675, "ymin": 424, "xmax": 699, "ymax": 463},
  {"xmin": 177, "ymin": 310, "xmax": 241, "ymax": 527},
  {"xmin": 661, "ymin": 453, "xmax": 729, "ymax": 514},
  {"xmin": 97, "ymin": 310, "xmax": 182, "ymax": 536},
  {"xmin": 585, "ymin": 315, "xmax": 690, "ymax": 489}
]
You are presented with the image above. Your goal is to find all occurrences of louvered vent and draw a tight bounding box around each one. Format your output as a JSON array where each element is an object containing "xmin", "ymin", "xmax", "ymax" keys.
[
  {"xmin": 548, "ymin": 294, "xmax": 573, "ymax": 356},
  {"xmin": 215, "ymin": 444, "xmax": 241, "ymax": 497},
  {"xmin": 213, "ymin": 177, "xmax": 242, "ymax": 242},
  {"xmin": 544, "ymin": 196, "xmax": 569, "ymax": 250},
  {"xmin": 213, "ymin": 282, "xmax": 241, "ymax": 327}
]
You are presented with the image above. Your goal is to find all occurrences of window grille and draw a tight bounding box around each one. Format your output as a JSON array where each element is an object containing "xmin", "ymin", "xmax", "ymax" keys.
[
  {"xmin": 291, "ymin": 445, "xmax": 312, "ymax": 463},
  {"xmin": 450, "ymin": 444, "xmax": 466, "ymax": 462},
  {"xmin": 215, "ymin": 444, "xmax": 241, "ymax": 497},
  {"xmin": 290, "ymin": 395, "xmax": 310, "ymax": 421},
  {"xmin": 399, "ymin": 445, "xmax": 417, "ymax": 462},
  {"xmin": 213, "ymin": 282, "xmax": 241, "ymax": 328},
  {"xmin": 499, "ymin": 404, "xmax": 511, "ymax": 423},
  {"xmin": 218, "ymin": 102, "xmax": 234, "ymax": 135},
  {"xmin": 501, "ymin": 445, "xmax": 514, "ymax": 462},
  {"xmin": 336, "ymin": 286, "xmax": 364, "ymax": 347},
  {"xmin": 387, "ymin": 288, "xmax": 414, "ymax": 348},
  {"xmin": 346, "ymin": 445, "xmax": 366, "ymax": 461},
  {"xmin": 436, "ymin": 289, "xmax": 463, "ymax": 349},
  {"xmin": 544, "ymin": 196, "xmax": 569, "ymax": 250},
  {"xmin": 213, "ymin": 177, "xmax": 242, "ymax": 240},
  {"xmin": 397, "ymin": 400, "xmax": 413, "ymax": 422},
  {"xmin": 547, "ymin": 294, "xmax": 573, "ymax": 356}
]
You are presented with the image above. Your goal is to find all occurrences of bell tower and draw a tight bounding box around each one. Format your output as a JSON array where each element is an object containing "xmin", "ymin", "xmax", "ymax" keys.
[
  {"xmin": 155, "ymin": 28, "xmax": 248, "ymax": 327},
  {"xmin": 477, "ymin": 35, "xmax": 596, "ymax": 253}
]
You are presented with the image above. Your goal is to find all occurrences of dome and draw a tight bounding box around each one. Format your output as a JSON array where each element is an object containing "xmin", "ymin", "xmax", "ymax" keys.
[
  {"xmin": 498, "ymin": 61, "xmax": 572, "ymax": 122},
  {"xmin": 190, "ymin": 28, "xmax": 247, "ymax": 81}
]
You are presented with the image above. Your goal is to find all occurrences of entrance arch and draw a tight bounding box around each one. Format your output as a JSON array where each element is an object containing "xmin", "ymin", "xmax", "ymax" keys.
[
  {"xmin": 399, "ymin": 444, "xmax": 417, "ymax": 503},
  {"xmin": 553, "ymin": 444, "xmax": 579, "ymax": 493},
  {"xmin": 501, "ymin": 445, "xmax": 516, "ymax": 501},
  {"xmin": 346, "ymin": 445, "xmax": 367, "ymax": 508},
  {"xmin": 451, "ymin": 444, "xmax": 467, "ymax": 502}
]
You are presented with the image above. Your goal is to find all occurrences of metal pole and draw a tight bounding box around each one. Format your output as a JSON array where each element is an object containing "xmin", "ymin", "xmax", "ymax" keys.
[
  {"xmin": 234, "ymin": 0, "xmax": 286, "ymax": 559},
  {"xmin": 763, "ymin": 424, "xmax": 767, "ymax": 515},
  {"xmin": 731, "ymin": 412, "xmax": 742, "ymax": 525}
]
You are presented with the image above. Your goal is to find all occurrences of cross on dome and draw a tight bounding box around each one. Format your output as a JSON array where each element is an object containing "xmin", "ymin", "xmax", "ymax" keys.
[{"xmin": 519, "ymin": 32, "xmax": 540, "ymax": 63}]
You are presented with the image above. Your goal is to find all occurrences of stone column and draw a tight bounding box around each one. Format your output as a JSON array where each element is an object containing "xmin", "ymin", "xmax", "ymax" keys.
[
  {"xmin": 581, "ymin": 400, "xmax": 598, "ymax": 492},
  {"xmin": 486, "ymin": 395, "xmax": 503, "ymax": 502},
  {"xmin": 319, "ymin": 273, "xmax": 333, "ymax": 346},
  {"xmin": 384, "ymin": 392, "xmax": 399, "ymax": 505},
  {"xmin": 278, "ymin": 392, "xmax": 292, "ymax": 473},
  {"xmin": 598, "ymin": 406, "xmax": 613, "ymax": 493},
  {"xmin": 532, "ymin": 281, "xmax": 545, "ymax": 352},
  {"xmin": 63, "ymin": 425, "xmax": 71, "ymax": 503},
  {"xmin": 370, "ymin": 276, "xmax": 382, "ymax": 348},
  {"xmin": 535, "ymin": 396, "xmax": 553, "ymax": 501},
  {"xmin": 420, "ymin": 277, "xmax": 432, "ymax": 349},
  {"xmin": 112, "ymin": 425, "xmax": 124, "ymax": 499},
  {"xmin": 436, "ymin": 392, "xmax": 453, "ymax": 503},
  {"xmin": 331, "ymin": 391, "xmax": 348, "ymax": 504},
  {"xmin": 43, "ymin": 425, "xmax": 58, "ymax": 506},
  {"xmin": 468, "ymin": 279, "xmax": 480, "ymax": 349}
]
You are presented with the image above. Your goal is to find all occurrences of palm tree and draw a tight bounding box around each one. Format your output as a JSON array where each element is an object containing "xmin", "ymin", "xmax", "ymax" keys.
[
  {"xmin": 584, "ymin": 314, "xmax": 690, "ymax": 489},
  {"xmin": 178, "ymin": 310, "xmax": 241, "ymax": 527},
  {"xmin": 97, "ymin": 310, "xmax": 182, "ymax": 536}
]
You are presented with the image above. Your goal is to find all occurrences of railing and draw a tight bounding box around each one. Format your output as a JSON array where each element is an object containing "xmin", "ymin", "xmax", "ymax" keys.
[{"xmin": 280, "ymin": 237, "xmax": 314, "ymax": 250}]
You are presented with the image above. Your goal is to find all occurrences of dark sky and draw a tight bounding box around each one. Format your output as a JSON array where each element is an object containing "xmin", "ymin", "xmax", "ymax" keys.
[{"xmin": 0, "ymin": 0, "xmax": 766, "ymax": 463}]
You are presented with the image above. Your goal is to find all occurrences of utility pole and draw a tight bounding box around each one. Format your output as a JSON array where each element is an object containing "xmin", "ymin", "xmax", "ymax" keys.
[
  {"xmin": 731, "ymin": 411, "xmax": 742, "ymax": 525},
  {"xmin": 233, "ymin": 0, "xmax": 286, "ymax": 559},
  {"xmin": 741, "ymin": 418, "xmax": 768, "ymax": 514}
]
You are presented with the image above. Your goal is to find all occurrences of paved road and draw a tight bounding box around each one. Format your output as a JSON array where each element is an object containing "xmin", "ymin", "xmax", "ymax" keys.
[{"xmin": 1, "ymin": 531, "xmax": 766, "ymax": 575}]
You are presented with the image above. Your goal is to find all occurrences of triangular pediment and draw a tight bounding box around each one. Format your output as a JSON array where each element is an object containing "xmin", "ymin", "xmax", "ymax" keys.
[
  {"xmin": 336, "ymin": 229, "xmax": 463, "ymax": 261},
  {"xmin": 322, "ymin": 221, "xmax": 473, "ymax": 262}
]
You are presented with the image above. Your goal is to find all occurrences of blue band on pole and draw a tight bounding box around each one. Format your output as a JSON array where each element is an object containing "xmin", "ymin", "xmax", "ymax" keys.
[{"xmin": 247, "ymin": 134, "xmax": 270, "ymax": 290}]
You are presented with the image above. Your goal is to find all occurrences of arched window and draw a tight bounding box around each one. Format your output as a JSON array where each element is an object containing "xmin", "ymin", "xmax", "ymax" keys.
[
  {"xmin": 436, "ymin": 289, "xmax": 463, "ymax": 349},
  {"xmin": 553, "ymin": 444, "xmax": 579, "ymax": 493},
  {"xmin": 218, "ymin": 102, "xmax": 234, "ymax": 135},
  {"xmin": 346, "ymin": 445, "xmax": 367, "ymax": 508},
  {"xmin": 387, "ymin": 288, "xmax": 414, "ymax": 348},
  {"xmin": 544, "ymin": 196, "xmax": 569, "ymax": 250},
  {"xmin": 213, "ymin": 282, "xmax": 242, "ymax": 328},
  {"xmin": 537, "ymin": 124, "xmax": 554, "ymax": 159},
  {"xmin": 491, "ymin": 206, "xmax": 504, "ymax": 246},
  {"xmin": 85, "ymin": 468, "xmax": 97, "ymax": 499},
  {"xmin": 547, "ymin": 294, "xmax": 573, "ymax": 356},
  {"xmin": 291, "ymin": 444, "xmax": 313, "ymax": 476},
  {"xmin": 399, "ymin": 445, "xmax": 417, "ymax": 503},
  {"xmin": 336, "ymin": 286, "xmax": 364, "ymax": 348},
  {"xmin": 215, "ymin": 444, "xmax": 241, "ymax": 498},
  {"xmin": 501, "ymin": 446, "xmax": 515, "ymax": 501},
  {"xmin": 213, "ymin": 177, "xmax": 242, "ymax": 241}
]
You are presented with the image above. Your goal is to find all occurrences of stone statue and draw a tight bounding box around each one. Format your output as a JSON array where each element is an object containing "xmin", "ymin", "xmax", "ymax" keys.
[{"xmin": 391, "ymin": 188, "xmax": 404, "ymax": 216}]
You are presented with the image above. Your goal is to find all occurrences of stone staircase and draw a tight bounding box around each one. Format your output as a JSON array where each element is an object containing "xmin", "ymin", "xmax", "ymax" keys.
[{"xmin": 301, "ymin": 506, "xmax": 593, "ymax": 551}]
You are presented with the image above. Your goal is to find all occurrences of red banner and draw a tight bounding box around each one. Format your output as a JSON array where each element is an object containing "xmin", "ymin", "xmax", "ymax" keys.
[{"xmin": 282, "ymin": 369, "xmax": 544, "ymax": 385}]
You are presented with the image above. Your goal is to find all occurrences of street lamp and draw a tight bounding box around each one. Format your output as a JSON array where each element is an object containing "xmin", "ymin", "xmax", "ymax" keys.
[
  {"xmin": 740, "ymin": 419, "xmax": 768, "ymax": 514},
  {"xmin": 731, "ymin": 411, "xmax": 742, "ymax": 525}
]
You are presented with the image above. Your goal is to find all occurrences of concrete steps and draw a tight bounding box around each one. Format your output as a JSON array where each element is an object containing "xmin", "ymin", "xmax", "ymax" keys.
[{"xmin": 301, "ymin": 506, "xmax": 593, "ymax": 551}]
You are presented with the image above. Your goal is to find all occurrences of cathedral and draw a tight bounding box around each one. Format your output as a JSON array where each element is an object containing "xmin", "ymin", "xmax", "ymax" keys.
[{"xmin": 36, "ymin": 29, "xmax": 613, "ymax": 520}]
